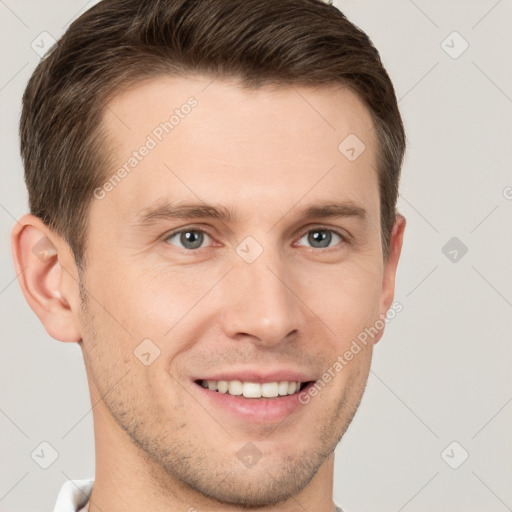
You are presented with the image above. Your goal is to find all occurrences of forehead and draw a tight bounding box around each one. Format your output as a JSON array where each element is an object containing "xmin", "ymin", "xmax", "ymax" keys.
[{"xmin": 97, "ymin": 75, "xmax": 378, "ymax": 223}]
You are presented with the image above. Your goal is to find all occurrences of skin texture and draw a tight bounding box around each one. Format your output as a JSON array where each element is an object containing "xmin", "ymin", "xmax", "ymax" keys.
[{"xmin": 11, "ymin": 76, "xmax": 405, "ymax": 512}]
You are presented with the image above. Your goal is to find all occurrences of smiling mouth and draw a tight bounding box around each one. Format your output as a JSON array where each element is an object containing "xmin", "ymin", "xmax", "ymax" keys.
[{"xmin": 195, "ymin": 379, "xmax": 313, "ymax": 399}]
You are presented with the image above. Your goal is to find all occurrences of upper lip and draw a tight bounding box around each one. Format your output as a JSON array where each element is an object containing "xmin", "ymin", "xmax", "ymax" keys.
[{"xmin": 193, "ymin": 368, "xmax": 316, "ymax": 383}]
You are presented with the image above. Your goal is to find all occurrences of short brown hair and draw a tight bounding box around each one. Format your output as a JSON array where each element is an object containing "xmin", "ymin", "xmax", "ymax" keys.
[{"xmin": 20, "ymin": 0, "xmax": 405, "ymax": 267}]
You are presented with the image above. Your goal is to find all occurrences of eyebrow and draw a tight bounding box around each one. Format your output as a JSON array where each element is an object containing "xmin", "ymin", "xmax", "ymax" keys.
[
  {"xmin": 132, "ymin": 200, "xmax": 367, "ymax": 228},
  {"xmin": 134, "ymin": 202, "xmax": 235, "ymax": 227},
  {"xmin": 302, "ymin": 202, "xmax": 367, "ymax": 221}
]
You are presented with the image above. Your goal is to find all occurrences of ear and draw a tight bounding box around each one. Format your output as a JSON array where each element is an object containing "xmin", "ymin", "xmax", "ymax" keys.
[
  {"xmin": 373, "ymin": 214, "xmax": 406, "ymax": 344},
  {"xmin": 11, "ymin": 214, "xmax": 82, "ymax": 342}
]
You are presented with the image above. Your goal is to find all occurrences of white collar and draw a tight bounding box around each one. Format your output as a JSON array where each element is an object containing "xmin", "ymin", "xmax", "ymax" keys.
[{"xmin": 53, "ymin": 479, "xmax": 94, "ymax": 512}]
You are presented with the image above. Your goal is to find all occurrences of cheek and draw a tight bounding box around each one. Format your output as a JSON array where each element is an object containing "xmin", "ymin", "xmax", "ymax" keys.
[
  {"xmin": 298, "ymin": 261, "xmax": 383, "ymax": 338},
  {"xmin": 126, "ymin": 266, "xmax": 218, "ymax": 339},
  {"xmin": 84, "ymin": 258, "xmax": 192, "ymax": 334}
]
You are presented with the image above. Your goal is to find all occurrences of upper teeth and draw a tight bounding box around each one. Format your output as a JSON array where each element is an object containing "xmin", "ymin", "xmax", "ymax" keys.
[{"xmin": 200, "ymin": 380, "xmax": 303, "ymax": 398}]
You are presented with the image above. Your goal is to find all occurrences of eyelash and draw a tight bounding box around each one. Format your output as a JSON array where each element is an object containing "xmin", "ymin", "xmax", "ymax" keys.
[{"xmin": 163, "ymin": 226, "xmax": 348, "ymax": 252}]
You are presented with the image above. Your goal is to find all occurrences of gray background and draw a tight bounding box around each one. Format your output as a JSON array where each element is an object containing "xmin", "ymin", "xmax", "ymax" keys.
[{"xmin": 1, "ymin": 1, "xmax": 511, "ymax": 511}]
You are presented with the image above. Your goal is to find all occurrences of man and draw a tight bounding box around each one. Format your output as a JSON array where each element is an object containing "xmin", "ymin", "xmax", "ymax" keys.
[{"xmin": 11, "ymin": 0, "xmax": 406, "ymax": 510}]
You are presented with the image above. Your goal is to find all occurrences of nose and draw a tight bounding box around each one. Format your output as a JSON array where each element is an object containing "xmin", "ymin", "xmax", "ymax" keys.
[{"xmin": 219, "ymin": 252, "xmax": 303, "ymax": 347}]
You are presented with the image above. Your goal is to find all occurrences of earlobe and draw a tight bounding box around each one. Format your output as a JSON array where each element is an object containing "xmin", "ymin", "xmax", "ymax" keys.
[{"xmin": 11, "ymin": 214, "xmax": 82, "ymax": 342}]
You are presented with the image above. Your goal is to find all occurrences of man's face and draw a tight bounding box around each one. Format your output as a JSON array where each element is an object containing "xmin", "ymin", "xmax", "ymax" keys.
[{"xmin": 75, "ymin": 76, "xmax": 396, "ymax": 506}]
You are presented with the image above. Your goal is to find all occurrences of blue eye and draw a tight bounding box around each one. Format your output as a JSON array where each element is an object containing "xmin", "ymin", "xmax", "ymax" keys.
[
  {"xmin": 166, "ymin": 229, "xmax": 212, "ymax": 250},
  {"xmin": 298, "ymin": 229, "xmax": 343, "ymax": 249}
]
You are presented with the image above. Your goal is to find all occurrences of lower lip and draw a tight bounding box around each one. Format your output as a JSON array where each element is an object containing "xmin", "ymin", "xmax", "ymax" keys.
[{"xmin": 193, "ymin": 382, "xmax": 314, "ymax": 423}]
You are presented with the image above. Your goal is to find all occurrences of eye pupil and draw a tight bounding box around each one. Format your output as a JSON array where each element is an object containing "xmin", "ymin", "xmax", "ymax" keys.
[
  {"xmin": 308, "ymin": 230, "xmax": 331, "ymax": 248},
  {"xmin": 181, "ymin": 230, "xmax": 204, "ymax": 249}
]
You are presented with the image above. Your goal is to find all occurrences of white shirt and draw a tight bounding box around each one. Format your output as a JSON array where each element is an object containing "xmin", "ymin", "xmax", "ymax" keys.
[
  {"xmin": 54, "ymin": 478, "xmax": 345, "ymax": 512},
  {"xmin": 53, "ymin": 479, "xmax": 93, "ymax": 512}
]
